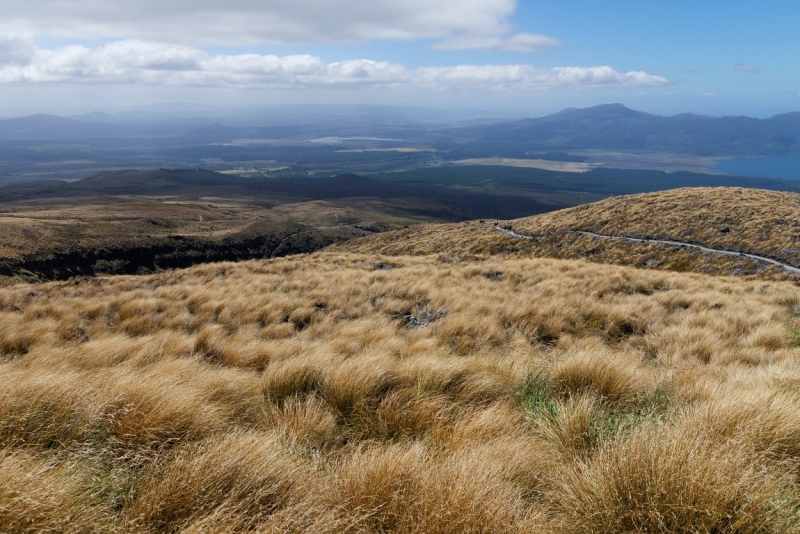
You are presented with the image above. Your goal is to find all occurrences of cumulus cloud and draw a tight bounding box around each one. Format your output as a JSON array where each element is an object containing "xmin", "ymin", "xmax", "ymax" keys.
[
  {"xmin": 413, "ymin": 64, "xmax": 668, "ymax": 88},
  {"xmin": 734, "ymin": 63, "xmax": 760, "ymax": 74},
  {"xmin": 0, "ymin": 0, "xmax": 555, "ymax": 52},
  {"xmin": 432, "ymin": 32, "xmax": 562, "ymax": 53},
  {"xmin": 0, "ymin": 39, "xmax": 670, "ymax": 90},
  {"xmin": 0, "ymin": 35, "xmax": 35, "ymax": 65}
]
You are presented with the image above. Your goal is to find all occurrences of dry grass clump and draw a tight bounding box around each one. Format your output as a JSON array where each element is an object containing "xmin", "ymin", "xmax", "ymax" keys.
[
  {"xmin": 548, "ymin": 426, "xmax": 800, "ymax": 534},
  {"xmin": 330, "ymin": 443, "xmax": 538, "ymax": 534},
  {"xmin": 683, "ymin": 388, "xmax": 800, "ymax": 471},
  {"xmin": 548, "ymin": 348, "xmax": 653, "ymax": 407},
  {"xmin": 3, "ymin": 249, "xmax": 800, "ymax": 531},
  {"xmin": 0, "ymin": 449, "xmax": 115, "ymax": 533},
  {"xmin": 0, "ymin": 368, "xmax": 105, "ymax": 449},
  {"xmin": 128, "ymin": 432, "xmax": 312, "ymax": 532}
]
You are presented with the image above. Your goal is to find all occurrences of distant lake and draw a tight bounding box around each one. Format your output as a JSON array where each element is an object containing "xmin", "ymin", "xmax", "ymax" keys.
[{"xmin": 713, "ymin": 156, "xmax": 800, "ymax": 180}]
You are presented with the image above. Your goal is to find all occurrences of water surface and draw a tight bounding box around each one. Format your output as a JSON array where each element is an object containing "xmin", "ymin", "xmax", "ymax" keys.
[{"xmin": 714, "ymin": 156, "xmax": 800, "ymax": 180}]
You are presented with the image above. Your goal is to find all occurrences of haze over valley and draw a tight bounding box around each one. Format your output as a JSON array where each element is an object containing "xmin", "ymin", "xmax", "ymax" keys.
[{"xmin": 3, "ymin": 103, "xmax": 800, "ymax": 184}]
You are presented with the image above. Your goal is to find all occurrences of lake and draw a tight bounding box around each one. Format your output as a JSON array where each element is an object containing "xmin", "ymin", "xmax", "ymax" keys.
[{"xmin": 713, "ymin": 156, "xmax": 800, "ymax": 180}]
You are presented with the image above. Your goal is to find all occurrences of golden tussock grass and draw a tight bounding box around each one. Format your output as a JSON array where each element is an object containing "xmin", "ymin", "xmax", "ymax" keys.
[
  {"xmin": 0, "ymin": 449, "xmax": 117, "ymax": 533},
  {"xmin": 3, "ymin": 245, "xmax": 800, "ymax": 531},
  {"xmin": 334, "ymin": 187, "xmax": 800, "ymax": 279},
  {"xmin": 516, "ymin": 187, "xmax": 800, "ymax": 261},
  {"xmin": 547, "ymin": 426, "xmax": 800, "ymax": 533}
]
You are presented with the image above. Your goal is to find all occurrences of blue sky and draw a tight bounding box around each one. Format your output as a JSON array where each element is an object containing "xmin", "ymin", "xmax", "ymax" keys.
[{"xmin": 0, "ymin": 0, "xmax": 796, "ymax": 117}]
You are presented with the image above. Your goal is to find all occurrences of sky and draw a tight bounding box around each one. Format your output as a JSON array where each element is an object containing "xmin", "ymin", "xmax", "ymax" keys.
[{"xmin": 0, "ymin": 0, "xmax": 797, "ymax": 117}]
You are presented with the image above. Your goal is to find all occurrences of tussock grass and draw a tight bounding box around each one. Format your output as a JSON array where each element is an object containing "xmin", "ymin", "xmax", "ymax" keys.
[
  {"xmin": 548, "ymin": 426, "xmax": 800, "ymax": 534},
  {"xmin": 335, "ymin": 187, "xmax": 800, "ymax": 279},
  {"xmin": 128, "ymin": 432, "xmax": 312, "ymax": 532},
  {"xmin": 3, "ymin": 249, "xmax": 800, "ymax": 531},
  {"xmin": 549, "ymin": 348, "xmax": 653, "ymax": 407},
  {"xmin": 330, "ymin": 442, "xmax": 540, "ymax": 533},
  {"xmin": 0, "ymin": 449, "xmax": 115, "ymax": 533}
]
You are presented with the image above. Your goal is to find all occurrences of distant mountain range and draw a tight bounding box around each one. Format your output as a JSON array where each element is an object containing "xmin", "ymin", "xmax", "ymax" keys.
[
  {"xmin": 0, "ymin": 105, "xmax": 503, "ymax": 141},
  {"xmin": 0, "ymin": 114, "xmax": 221, "ymax": 140},
  {"xmin": 437, "ymin": 104, "xmax": 800, "ymax": 157},
  {"xmin": 2, "ymin": 103, "xmax": 799, "ymax": 157}
]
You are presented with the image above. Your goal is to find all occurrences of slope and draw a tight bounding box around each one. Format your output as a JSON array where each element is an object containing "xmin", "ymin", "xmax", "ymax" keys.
[
  {"xmin": 6, "ymin": 185, "xmax": 800, "ymax": 532},
  {"xmin": 333, "ymin": 187, "xmax": 800, "ymax": 278},
  {"xmin": 3, "ymin": 249, "xmax": 800, "ymax": 532}
]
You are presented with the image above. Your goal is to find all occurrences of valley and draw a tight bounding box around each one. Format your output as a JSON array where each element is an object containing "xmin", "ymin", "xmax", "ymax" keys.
[
  {"xmin": 3, "ymin": 104, "xmax": 800, "ymax": 187},
  {"xmin": 0, "ymin": 168, "xmax": 566, "ymax": 286}
]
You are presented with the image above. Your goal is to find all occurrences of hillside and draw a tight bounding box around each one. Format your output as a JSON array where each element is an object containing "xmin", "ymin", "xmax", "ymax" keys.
[
  {"xmin": 18, "ymin": 170, "xmax": 800, "ymax": 286},
  {"xmin": 6, "ymin": 186, "xmax": 800, "ymax": 532},
  {"xmin": 334, "ymin": 187, "xmax": 800, "ymax": 279},
  {"xmin": 0, "ymin": 169, "xmax": 557, "ymax": 285},
  {"xmin": 4, "ymin": 248, "xmax": 800, "ymax": 532}
]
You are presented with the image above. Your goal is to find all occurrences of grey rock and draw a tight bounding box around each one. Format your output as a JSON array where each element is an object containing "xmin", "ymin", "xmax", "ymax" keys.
[
  {"xmin": 392, "ymin": 306, "xmax": 449, "ymax": 328},
  {"xmin": 484, "ymin": 271, "xmax": 505, "ymax": 281}
]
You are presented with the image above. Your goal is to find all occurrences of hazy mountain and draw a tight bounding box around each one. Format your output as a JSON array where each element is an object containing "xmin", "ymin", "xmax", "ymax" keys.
[
  {"xmin": 0, "ymin": 105, "xmax": 515, "ymax": 141},
  {"xmin": 5, "ymin": 104, "xmax": 800, "ymax": 155},
  {"xmin": 0, "ymin": 114, "xmax": 130, "ymax": 140},
  {"xmin": 438, "ymin": 103, "xmax": 800, "ymax": 156}
]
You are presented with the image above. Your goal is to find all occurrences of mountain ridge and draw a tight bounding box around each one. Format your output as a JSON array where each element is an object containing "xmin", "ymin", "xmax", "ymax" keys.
[{"xmin": 437, "ymin": 104, "xmax": 800, "ymax": 157}]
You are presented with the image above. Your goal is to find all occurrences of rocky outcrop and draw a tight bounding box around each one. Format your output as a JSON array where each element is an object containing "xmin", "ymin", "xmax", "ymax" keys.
[{"xmin": 0, "ymin": 227, "xmax": 369, "ymax": 283}]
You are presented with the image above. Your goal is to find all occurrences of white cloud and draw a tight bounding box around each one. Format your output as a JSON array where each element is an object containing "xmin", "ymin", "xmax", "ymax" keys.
[
  {"xmin": 0, "ymin": 35, "xmax": 35, "ymax": 65},
  {"xmin": 0, "ymin": 39, "xmax": 670, "ymax": 90},
  {"xmin": 0, "ymin": 0, "xmax": 554, "ymax": 52},
  {"xmin": 431, "ymin": 32, "xmax": 562, "ymax": 53},
  {"xmin": 734, "ymin": 63, "xmax": 760, "ymax": 74},
  {"xmin": 412, "ymin": 65, "xmax": 668, "ymax": 88}
]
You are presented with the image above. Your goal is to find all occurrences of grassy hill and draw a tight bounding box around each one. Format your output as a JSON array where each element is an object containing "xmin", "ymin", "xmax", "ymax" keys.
[
  {"xmin": 4, "ymin": 186, "xmax": 800, "ymax": 532},
  {"xmin": 335, "ymin": 187, "xmax": 800, "ymax": 278}
]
